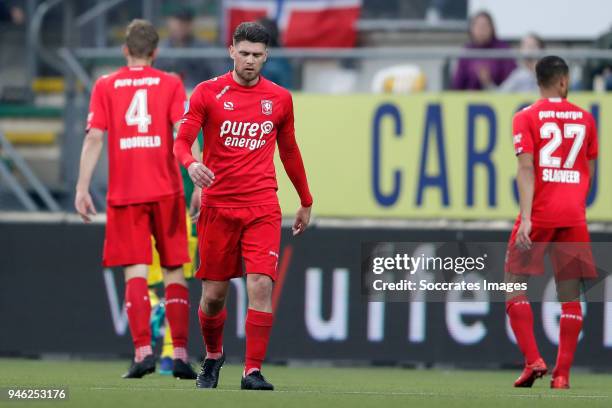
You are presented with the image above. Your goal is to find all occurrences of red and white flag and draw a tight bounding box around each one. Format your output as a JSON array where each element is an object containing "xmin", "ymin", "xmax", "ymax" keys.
[{"xmin": 222, "ymin": 0, "xmax": 362, "ymax": 47}]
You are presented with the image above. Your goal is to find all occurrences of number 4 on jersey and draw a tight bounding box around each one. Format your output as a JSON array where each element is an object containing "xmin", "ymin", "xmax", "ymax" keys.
[
  {"xmin": 539, "ymin": 122, "xmax": 585, "ymax": 169},
  {"xmin": 125, "ymin": 89, "xmax": 152, "ymax": 133}
]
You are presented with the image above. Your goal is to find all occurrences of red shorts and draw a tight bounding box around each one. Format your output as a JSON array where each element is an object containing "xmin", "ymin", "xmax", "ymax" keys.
[
  {"xmin": 103, "ymin": 194, "xmax": 190, "ymax": 267},
  {"xmin": 195, "ymin": 204, "xmax": 282, "ymax": 281},
  {"xmin": 504, "ymin": 221, "xmax": 596, "ymax": 280}
]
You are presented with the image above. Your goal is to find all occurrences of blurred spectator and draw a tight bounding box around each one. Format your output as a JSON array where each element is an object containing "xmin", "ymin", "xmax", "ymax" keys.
[
  {"xmin": 0, "ymin": 1, "xmax": 24, "ymax": 25},
  {"xmin": 155, "ymin": 7, "xmax": 220, "ymax": 89},
  {"xmin": 257, "ymin": 17, "xmax": 294, "ymax": 89},
  {"xmin": 582, "ymin": 27, "xmax": 612, "ymax": 91},
  {"xmin": 451, "ymin": 11, "xmax": 515, "ymax": 90},
  {"xmin": 498, "ymin": 33, "xmax": 544, "ymax": 93}
]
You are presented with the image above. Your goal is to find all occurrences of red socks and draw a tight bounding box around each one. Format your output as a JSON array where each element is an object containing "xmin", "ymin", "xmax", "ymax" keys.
[
  {"xmin": 125, "ymin": 277, "xmax": 152, "ymax": 359},
  {"xmin": 553, "ymin": 302, "xmax": 583, "ymax": 379},
  {"xmin": 165, "ymin": 283, "xmax": 190, "ymax": 361},
  {"xmin": 197, "ymin": 306, "xmax": 274, "ymax": 373},
  {"xmin": 198, "ymin": 307, "xmax": 227, "ymax": 359},
  {"xmin": 244, "ymin": 309, "xmax": 274, "ymax": 375},
  {"xmin": 506, "ymin": 295, "xmax": 541, "ymax": 365}
]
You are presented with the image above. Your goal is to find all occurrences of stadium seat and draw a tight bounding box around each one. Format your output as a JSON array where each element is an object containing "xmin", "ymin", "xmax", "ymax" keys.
[{"xmin": 371, "ymin": 64, "xmax": 427, "ymax": 93}]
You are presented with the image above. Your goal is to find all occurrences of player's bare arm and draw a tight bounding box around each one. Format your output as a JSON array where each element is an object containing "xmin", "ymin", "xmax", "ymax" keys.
[
  {"xmin": 74, "ymin": 128, "xmax": 104, "ymax": 222},
  {"xmin": 588, "ymin": 159, "xmax": 596, "ymax": 194},
  {"xmin": 516, "ymin": 152, "xmax": 535, "ymax": 250}
]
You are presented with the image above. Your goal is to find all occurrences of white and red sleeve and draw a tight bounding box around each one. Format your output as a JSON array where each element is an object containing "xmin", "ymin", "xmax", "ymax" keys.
[{"xmin": 512, "ymin": 111, "xmax": 534, "ymax": 156}]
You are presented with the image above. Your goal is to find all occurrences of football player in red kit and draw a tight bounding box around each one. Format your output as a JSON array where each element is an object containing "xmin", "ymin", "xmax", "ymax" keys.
[
  {"xmin": 75, "ymin": 19, "xmax": 197, "ymax": 379},
  {"xmin": 504, "ymin": 56, "xmax": 598, "ymax": 389},
  {"xmin": 174, "ymin": 22, "xmax": 313, "ymax": 390}
]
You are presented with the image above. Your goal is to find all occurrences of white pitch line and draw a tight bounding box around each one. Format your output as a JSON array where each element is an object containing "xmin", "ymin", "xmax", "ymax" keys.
[{"xmin": 88, "ymin": 387, "xmax": 609, "ymax": 399}]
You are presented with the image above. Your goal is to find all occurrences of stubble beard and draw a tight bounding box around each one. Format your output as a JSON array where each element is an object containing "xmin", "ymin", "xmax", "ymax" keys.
[{"xmin": 236, "ymin": 66, "xmax": 260, "ymax": 83}]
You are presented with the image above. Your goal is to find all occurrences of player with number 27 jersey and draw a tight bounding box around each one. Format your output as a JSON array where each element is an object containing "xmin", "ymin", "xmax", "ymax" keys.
[
  {"xmin": 504, "ymin": 57, "xmax": 599, "ymax": 391},
  {"xmin": 512, "ymin": 97, "xmax": 598, "ymax": 227}
]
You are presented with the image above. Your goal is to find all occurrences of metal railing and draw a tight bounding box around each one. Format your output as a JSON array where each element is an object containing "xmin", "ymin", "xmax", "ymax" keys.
[
  {"xmin": 0, "ymin": 130, "xmax": 61, "ymax": 211},
  {"xmin": 70, "ymin": 46, "xmax": 612, "ymax": 61}
]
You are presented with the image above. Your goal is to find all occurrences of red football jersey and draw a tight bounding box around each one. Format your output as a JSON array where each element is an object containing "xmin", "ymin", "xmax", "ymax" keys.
[
  {"xmin": 175, "ymin": 72, "xmax": 312, "ymax": 207},
  {"xmin": 87, "ymin": 65, "xmax": 187, "ymax": 205},
  {"xmin": 512, "ymin": 97, "xmax": 598, "ymax": 227}
]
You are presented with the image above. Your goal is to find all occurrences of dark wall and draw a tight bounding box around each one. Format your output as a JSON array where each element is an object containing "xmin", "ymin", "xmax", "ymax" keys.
[{"xmin": 1, "ymin": 220, "xmax": 611, "ymax": 369}]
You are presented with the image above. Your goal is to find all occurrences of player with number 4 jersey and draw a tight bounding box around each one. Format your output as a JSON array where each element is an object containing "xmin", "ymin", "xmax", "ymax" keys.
[
  {"xmin": 75, "ymin": 19, "xmax": 197, "ymax": 380},
  {"xmin": 504, "ymin": 56, "xmax": 598, "ymax": 390}
]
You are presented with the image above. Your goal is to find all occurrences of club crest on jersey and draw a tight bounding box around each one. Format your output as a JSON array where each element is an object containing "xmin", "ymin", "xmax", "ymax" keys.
[{"xmin": 261, "ymin": 99, "xmax": 273, "ymax": 115}]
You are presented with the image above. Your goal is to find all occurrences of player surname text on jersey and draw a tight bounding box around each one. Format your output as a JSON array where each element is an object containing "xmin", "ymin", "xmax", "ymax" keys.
[
  {"xmin": 114, "ymin": 77, "xmax": 161, "ymax": 88},
  {"xmin": 542, "ymin": 168, "xmax": 580, "ymax": 184},
  {"xmin": 538, "ymin": 110, "xmax": 583, "ymax": 120},
  {"xmin": 119, "ymin": 135, "xmax": 161, "ymax": 150}
]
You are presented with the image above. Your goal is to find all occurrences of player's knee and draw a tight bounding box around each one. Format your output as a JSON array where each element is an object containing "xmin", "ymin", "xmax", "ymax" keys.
[
  {"xmin": 162, "ymin": 267, "xmax": 186, "ymax": 285},
  {"xmin": 556, "ymin": 279, "xmax": 581, "ymax": 302},
  {"xmin": 247, "ymin": 274, "xmax": 273, "ymax": 305},
  {"xmin": 202, "ymin": 290, "xmax": 226, "ymax": 312},
  {"xmin": 124, "ymin": 264, "xmax": 148, "ymax": 281}
]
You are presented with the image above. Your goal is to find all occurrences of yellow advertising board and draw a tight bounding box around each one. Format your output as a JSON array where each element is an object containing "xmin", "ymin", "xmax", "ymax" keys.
[{"xmin": 275, "ymin": 93, "xmax": 611, "ymax": 221}]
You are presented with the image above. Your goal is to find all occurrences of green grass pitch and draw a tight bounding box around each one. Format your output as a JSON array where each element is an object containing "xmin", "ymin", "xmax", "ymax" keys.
[{"xmin": 0, "ymin": 359, "xmax": 610, "ymax": 408}]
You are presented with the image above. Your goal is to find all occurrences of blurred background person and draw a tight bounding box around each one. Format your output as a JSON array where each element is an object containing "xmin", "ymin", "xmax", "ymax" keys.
[
  {"xmin": 451, "ymin": 10, "xmax": 515, "ymax": 90},
  {"xmin": 498, "ymin": 33, "xmax": 544, "ymax": 92},
  {"xmin": 0, "ymin": 0, "xmax": 24, "ymax": 26},
  {"xmin": 155, "ymin": 6, "xmax": 220, "ymax": 89},
  {"xmin": 257, "ymin": 17, "xmax": 294, "ymax": 89},
  {"xmin": 582, "ymin": 26, "xmax": 612, "ymax": 91}
]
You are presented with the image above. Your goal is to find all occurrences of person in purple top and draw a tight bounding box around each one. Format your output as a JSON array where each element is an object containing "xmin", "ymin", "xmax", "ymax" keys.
[{"xmin": 452, "ymin": 11, "xmax": 516, "ymax": 90}]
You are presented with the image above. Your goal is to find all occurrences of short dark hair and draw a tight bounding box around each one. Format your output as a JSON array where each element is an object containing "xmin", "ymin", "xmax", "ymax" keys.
[
  {"xmin": 125, "ymin": 19, "xmax": 159, "ymax": 58},
  {"xmin": 536, "ymin": 56, "xmax": 569, "ymax": 88},
  {"xmin": 257, "ymin": 17, "xmax": 280, "ymax": 47},
  {"xmin": 233, "ymin": 22, "xmax": 270, "ymax": 46}
]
